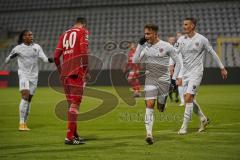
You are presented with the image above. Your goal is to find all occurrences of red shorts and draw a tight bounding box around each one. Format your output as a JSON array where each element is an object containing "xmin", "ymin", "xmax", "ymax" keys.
[{"xmin": 62, "ymin": 75, "xmax": 85, "ymax": 105}]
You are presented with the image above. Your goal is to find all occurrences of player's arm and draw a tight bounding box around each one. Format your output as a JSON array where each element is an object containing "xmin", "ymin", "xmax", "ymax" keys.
[
  {"xmin": 79, "ymin": 30, "xmax": 89, "ymax": 75},
  {"xmin": 133, "ymin": 37, "xmax": 147, "ymax": 63},
  {"xmin": 169, "ymin": 57, "xmax": 175, "ymax": 77},
  {"xmin": 54, "ymin": 35, "xmax": 64, "ymax": 73},
  {"xmin": 169, "ymin": 47, "xmax": 182, "ymax": 80},
  {"xmin": 204, "ymin": 38, "xmax": 227, "ymax": 80},
  {"xmin": 5, "ymin": 48, "xmax": 19, "ymax": 64},
  {"xmin": 38, "ymin": 45, "xmax": 54, "ymax": 63}
]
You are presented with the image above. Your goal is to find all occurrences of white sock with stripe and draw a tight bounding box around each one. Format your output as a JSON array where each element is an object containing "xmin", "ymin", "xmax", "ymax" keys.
[
  {"xmin": 145, "ymin": 108, "xmax": 154, "ymax": 136},
  {"xmin": 181, "ymin": 103, "xmax": 193, "ymax": 130},
  {"xmin": 19, "ymin": 99, "xmax": 29, "ymax": 124}
]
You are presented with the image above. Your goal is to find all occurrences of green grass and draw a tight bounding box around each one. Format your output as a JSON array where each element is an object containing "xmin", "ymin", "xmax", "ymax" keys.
[{"xmin": 0, "ymin": 85, "xmax": 240, "ymax": 160}]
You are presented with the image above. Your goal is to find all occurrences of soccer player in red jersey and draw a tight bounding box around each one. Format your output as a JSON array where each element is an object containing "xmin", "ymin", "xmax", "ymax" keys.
[
  {"xmin": 125, "ymin": 42, "xmax": 141, "ymax": 97},
  {"xmin": 54, "ymin": 17, "xmax": 89, "ymax": 145}
]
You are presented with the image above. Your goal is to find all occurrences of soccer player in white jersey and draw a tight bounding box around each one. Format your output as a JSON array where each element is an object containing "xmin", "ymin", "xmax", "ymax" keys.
[
  {"xmin": 169, "ymin": 32, "xmax": 185, "ymax": 106},
  {"xmin": 5, "ymin": 30, "xmax": 54, "ymax": 131},
  {"xmin": 176, "ymin": 18, "xmax": 228, "ymax": 134},
  {"xmin": 133, "ymin": 24, "xmax": 182, "ymax": 144}
]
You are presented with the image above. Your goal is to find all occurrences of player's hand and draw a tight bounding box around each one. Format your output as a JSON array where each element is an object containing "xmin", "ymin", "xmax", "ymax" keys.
[
  {"xmin": 139, "ymin": 37, "xmax": 147, "ymax": 45},
  {"xmin": 176, "ymin": 78, "xmax": 182, "ymax": 86},
  {"xmin": 48, "ymin": 57, "xmax": 54, "ymax": 63},
  {"xmin": 84, "ymin": 73, "xmax": 91, "ymax": 82},
  {"xmin": 220, "ymin": 68, "xmax": 227, "ymax": 80}
]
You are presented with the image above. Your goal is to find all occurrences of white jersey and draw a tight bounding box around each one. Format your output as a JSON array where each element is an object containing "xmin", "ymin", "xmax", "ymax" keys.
[
  {"xmin": 133, "ymin": 40, "xmax": 182, "ymax": 81},
  {"xmin": 5, "ymin": 43, "xmax": 49, "ymax": 80},
  {"xmin": 176, "ymin": 33, "xmax": 224, "ymax": 78}
]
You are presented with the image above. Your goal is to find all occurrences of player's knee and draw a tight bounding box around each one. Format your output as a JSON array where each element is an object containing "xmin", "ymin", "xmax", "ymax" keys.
[
  {"xmin": 145, "ymin": 100, "xmax": 155, "ymax": 108},
  {"xmin": 21, "ymin": 90, "xmax": 30, "ymax": 101},
  {"xmin": 184, "ymin": 93, "xmax": 194, "ymax": 103}
]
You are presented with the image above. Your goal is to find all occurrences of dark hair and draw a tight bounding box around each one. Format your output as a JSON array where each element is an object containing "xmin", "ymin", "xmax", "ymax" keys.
[
  {"xmin": 184, "ymin": 17, "xmax": 197, "ymax": 27},
  {"xmin": 18, "ymin": 29, "xmax": 30, "ymax": 44},
  {"xmin": 144, "ymin": 24, "xmax": 159, "ymax": 33},
  {"xmin": 76, "ymin": 17, "xmax": 87, "ymax": 25}
]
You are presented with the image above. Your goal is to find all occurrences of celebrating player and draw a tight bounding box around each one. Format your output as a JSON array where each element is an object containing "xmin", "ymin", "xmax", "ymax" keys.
[
  {"xmin": 177, "ymin": 18, "xmax": 228, "ymax": 134},
  {"xmin": 133, "ymin": 24, "xmax": 182, "ymax": 144},
  {"xmin": 5, "ymin": 30, "xmax": 54, "ymax": 131},
  {"xmin": 124, "ymin": 42, "xmax": 141, "ymax": 97},
  {"xmin": 54, "ymin": 17, "xmax": 89, "ymax": 145}
]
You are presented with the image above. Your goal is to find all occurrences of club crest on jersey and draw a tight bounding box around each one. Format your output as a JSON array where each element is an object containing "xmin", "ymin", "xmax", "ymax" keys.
[
  {"xmin": 159, "ymin": 48, "xmax": 164, "ymax": 53},
  {"xmin": 33, "ymin": 48, "xmax": 37, "ymax": 52},
  {"xmin": 195, "ymin": 42, "xmax": 200, "ymax": 47}
]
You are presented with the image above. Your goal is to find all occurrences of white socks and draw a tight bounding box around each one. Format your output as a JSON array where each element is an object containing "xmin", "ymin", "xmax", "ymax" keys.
[
  {"xmin": 193, "ymin": 100, "xmax": 207, "ymax": 121},
  {"xmin": 181, "ymin": 103, "xmax": 193, "ymax": 130},
  {"xmin": 19, "ymin": 99, "xmax": 30, "ymax": 124},
  {"xmin": 145, "ymin": 108, "xmax": 154, "ymax": 136},
  {"xmin": 178, "ymin": 86, "xmax": 184, "ymax": 104}
]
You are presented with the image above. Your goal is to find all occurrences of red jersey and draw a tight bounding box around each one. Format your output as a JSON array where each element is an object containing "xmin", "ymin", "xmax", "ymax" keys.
[
  {"xmin": 54, "ymin": 27, "xmax": 89, "ymax": 77},
  {"xmin": 126, "ymin": 48, "xmax": 140, "ymax": 71}
]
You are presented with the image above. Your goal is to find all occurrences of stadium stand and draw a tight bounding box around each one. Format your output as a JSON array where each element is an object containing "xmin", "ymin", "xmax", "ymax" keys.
[{"xmin": 0, "ymin": 0, "xmax": 239, "ymax": 70}]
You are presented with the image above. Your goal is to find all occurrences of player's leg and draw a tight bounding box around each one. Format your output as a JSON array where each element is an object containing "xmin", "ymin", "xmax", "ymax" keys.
[
  {"xmin": 128, "ymin": 71, "xmax": 141, "ymax": 97},
  {"xmin": 19, "ymin": 78, "xmax": 30, "ymax": 131},
  {"xmin": 177, "ymin": 78, "xmax": 184, "ymax": 106},
  {"xmin": 179, "ymin": 78, "xmax": 202, "ymax": 134},
  {"xmin": 193, "ymin": 99, "xmax": 210, "ymax": 132},
  {"xmin": 132, "ymin": 72, "xmax": 141, "ymax": 97},
  {"xmin": 175, "ymin": 86, "xmax": 179, "ymax": 103},
  {"xmin": 23, "ymin": 80, "xmax": 37, "ymax": 130},
  {"xmin": 157, "ymin": 95, "xmax": 167, "ymax": 112},
  {"xmin": 64, "ymin": 76, "xmax": 85, "ymax": 145},
  {"xmin": 144, "ymin": 85, "xmax": 157, "ymax": 144}
]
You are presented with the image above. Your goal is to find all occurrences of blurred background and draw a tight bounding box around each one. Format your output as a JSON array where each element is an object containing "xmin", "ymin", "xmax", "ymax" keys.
[{"xmin": 0, "ymin": 0, "xmax": 239, "ymax": 86}]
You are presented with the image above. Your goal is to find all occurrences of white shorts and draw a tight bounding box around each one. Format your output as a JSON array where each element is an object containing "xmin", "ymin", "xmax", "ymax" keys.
[
  {"xmin": 183, "ymin": 75, "xmax": 202, "ymax": 95},
  {"xmin": 19, "ymin": 78, "xmax": 38, "ymax": 95},
  {"xmin": 144, "ymin": 84, "xmax": 168, "ymax": 104}
]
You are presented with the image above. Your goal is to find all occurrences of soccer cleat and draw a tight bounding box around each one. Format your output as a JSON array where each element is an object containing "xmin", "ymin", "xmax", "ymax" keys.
[
  {"xmin": 198, "ymin": 118, "xmax": 210, "ymax": 132},
  {"xmin": 24, "ymin": 123, "xmax": 30, "ymax": 131},
  {"xmin": 19, "ymin": 123, "xmax": 25, "ymax": 131},
  {"xmin": 145, "ymin": 134, "xmax": 154, "ymax": 145},
  {"xmin": 178, "ymin": 127, "xmax": 187, "ymax": 135},
  {"xmin": 64, "ymin": 138, "xmax": 85, "ymax": 145}
]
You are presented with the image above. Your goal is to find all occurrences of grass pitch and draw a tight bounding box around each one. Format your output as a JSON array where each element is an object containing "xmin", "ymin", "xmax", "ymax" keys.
[{"xmin": 0, "ymin": 85, "xmax": 240, "ymax": 160}]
